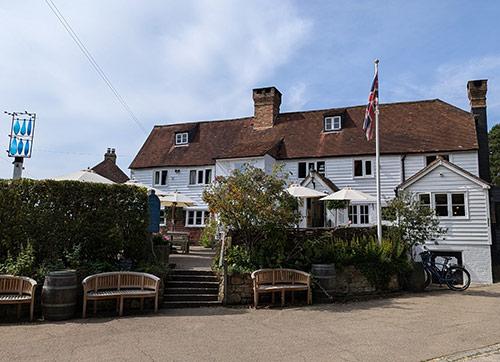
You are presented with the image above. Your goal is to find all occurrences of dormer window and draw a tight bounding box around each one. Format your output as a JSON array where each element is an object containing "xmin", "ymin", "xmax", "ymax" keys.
[
  {"xmin": 175, "ymin": 132, "xmax": 189, "ymax": 145},
  {"xmin": 324, "ymin": 116, "xmax": 342, "ymax": 132}
]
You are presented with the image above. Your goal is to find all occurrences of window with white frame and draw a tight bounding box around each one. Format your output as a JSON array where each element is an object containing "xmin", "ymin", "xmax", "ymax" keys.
[
  {"xmin": 324, "ymin": 116, "xmax": 342, "ymax": 132},
  {"xmin": 348, "ymin": 204, "xmax": 369, "ymax": 225},
  {"xmin": 353, "ymin": 159, "xmax": 373, "ymax": 177},
  {"xmin": 418, "ymin": 192, "xmax": 467, "ymax": 218},
  {"xmin": 186, "ymin": 210, "xmax": 209, "ymax": 227},
  {"xmin": 189, "ymin": 169, "xmax": 212, "ymax": 185},
  {"xmin": 298, "ymin": 161, "xmax": 326, "ymax": 178},
  {"xmin": 153, "ymin": 170, "xmax": 168, "ymax": 186},
  {"xmin": 175, "ymin": 132, "xmax": 189, "ymax": 145},
  {"xmin": 159, "ymin": 208, "xmax": 166, "ymax": 226}
]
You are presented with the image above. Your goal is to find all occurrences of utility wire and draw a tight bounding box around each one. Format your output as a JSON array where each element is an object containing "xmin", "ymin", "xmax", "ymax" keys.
[{"xmin": 44, "ymin": 0, "xmax": 147, "ymax": 134}]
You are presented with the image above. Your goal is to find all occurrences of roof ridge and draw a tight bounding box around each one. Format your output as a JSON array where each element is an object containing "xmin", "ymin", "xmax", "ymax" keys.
[{"xmin": 153, "ymin": 99, "xmax": 452, "ymax": 129}]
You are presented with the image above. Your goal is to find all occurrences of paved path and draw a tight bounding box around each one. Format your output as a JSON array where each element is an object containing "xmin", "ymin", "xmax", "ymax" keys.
[
  {"xmin": 2, "ymin": 284, "xmax": 500, "ymax": 361},
  {"xmin": 169, "ymin": 245, "xmax": 215, "ymax": 270}
]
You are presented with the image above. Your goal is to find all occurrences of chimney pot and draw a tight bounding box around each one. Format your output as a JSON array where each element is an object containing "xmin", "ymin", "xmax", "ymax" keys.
[
  {"xmin": 252, "ymin": 86, "xmax": 282, "ymax": 130},
  {"xmin": 104, "ymin": 147, "xmax": 117, "ymax": 164}
]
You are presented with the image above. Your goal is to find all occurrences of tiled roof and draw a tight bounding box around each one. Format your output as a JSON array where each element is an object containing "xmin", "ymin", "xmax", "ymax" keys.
[
  {"xmin": 92, "ymin": 159, "xmax": 130, "ymax": 184},
  {"xmin": 130, "ymin": 99, "xmax": 478, "ymax": 169}
]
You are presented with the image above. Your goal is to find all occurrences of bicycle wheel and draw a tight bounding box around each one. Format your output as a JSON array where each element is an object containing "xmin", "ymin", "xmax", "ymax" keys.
[
  {"xmin": 445, "ymin": 266, "xmax": 471, "ymax": 291},
  {"xmin": 423, "ymin": 269, "xmax": 432, "ymax": 289}
]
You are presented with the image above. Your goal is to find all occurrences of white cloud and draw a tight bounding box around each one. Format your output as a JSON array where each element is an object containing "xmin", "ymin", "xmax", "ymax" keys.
[
  {"xmin": 0, "ymin": 0, "xmax": 312, "ymax": 178},
  {"xmin": 388, "ymin": 55, "xmax": 500, "ymax": 124}
]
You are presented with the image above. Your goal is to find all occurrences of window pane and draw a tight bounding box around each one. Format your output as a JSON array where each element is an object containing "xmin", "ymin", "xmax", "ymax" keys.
[
  {"xmin": 365, "ymin": 160, "xmax": 372, "ymax": 176},
  {"xmin": 154, "ymin": 171, "xmax": 160, "ymax": 185},
  {"xmin": 298, "ymin": 162, "xmax": 307, "ymax": 178},
  {"xmin": 349, "ymin": 205, "xmax": 358, "ymax": 224},
  {"xmin": 426, "ymin": 155, "xmax": 436, "ymax": 166},
  {"xmin": 324, "ymin": 118, "xmax": 332, "ymax": 131},
  {"xmin": 360, "ymin": 205, "xmax": 369, "ymax": 224},
  {"xmin": 452, "ymin": 193, "xmax": 465, "ymax": 216},
  {"xmin": 205, "ymin": 169, "xmax": 212, "ymax": 184},
  {"xmin": 187, "ymin": 211, "xmax": 194, "ymax": 225},
  {"xmin": 354, "ymin": 160, "xmax": 363, "ymax": 177},
  {"xmin": 308, "ymin": 162, "xmax": 315, "ymax": 172},
  {"xmin": 189, "ymin": 170, "xmax": 196, "ymax": 185},
  {"xmin": 317, "ymin": 161, "xmax": 325, "ymax": 175},
  {"xmin": 161, "ymin": 170, "xmax": 168, "ymax": 185},
  {"xmin": 419, "ymin": 194, "xmax": 430, "ymax": 206},
  {"xmin": 333, "ymin": 117, "xmax": 341, "ymax": 130},
  {"xmin": 451, "ymin": 193, "xmax": 464, "ymax": 205},
  {"xmin": 197, "ymin": 170, "xmax": 204, "ymax": 184},
  {"xmin": 434, "ymin": 193, "xmax": 448, "ymax": 216},
  {"xmin": 195, "ymin": 211, "xmax": 203, "ymax": 225}
]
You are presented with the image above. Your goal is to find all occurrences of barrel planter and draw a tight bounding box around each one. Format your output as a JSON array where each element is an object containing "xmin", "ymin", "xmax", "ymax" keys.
[
  {"xmin": 42, "ymin": 270, "xmax": 78, "ymax": 321},
  {"xmin": 311, "ymin": 263, "xmax": 336, "ymax": 303}
]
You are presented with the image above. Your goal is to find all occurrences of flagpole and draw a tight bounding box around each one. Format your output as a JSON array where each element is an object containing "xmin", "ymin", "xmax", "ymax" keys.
[{"xmin": 374, "ymin": 59, "xmax": 382, "ymax": 244}]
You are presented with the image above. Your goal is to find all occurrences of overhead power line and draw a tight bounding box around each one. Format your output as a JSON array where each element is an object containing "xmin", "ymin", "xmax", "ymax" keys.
[{"xmin": 44, "ymin": 0, "xmax": 147, "ymax": 134}]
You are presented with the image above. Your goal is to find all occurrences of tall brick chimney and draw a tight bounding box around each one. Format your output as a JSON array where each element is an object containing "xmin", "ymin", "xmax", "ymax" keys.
[
  {"xmin": 253, "ymin": 86, "xmax": 282, "ymax": 130},
  {"xmin": 467, "ymin": 79, "xmax": 490, "ymax": 182},
  {"xmin": 104, "ymin": 147, "xmax": 117, "ymax": 164}
]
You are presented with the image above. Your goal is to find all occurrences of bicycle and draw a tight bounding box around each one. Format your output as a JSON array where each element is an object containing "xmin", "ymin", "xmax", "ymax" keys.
[{"xmin": 419, "ymin": 247, "xmax": 471, "ymax": 291}]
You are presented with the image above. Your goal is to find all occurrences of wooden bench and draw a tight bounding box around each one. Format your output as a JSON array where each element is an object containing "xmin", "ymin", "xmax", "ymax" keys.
[
  {"xmin": 251, "ymin": 269, "xmax": 312, "ymax": 307},
  {"xmin": 82, "ymin": 272, "xmax": 160, "ymax": 318},
  {"xmin": 167, "ymin": 232, "xmax": 190, "ymax": 254},
  {"xmin": 0, "ymin": 275, "xmax": 37, "ymax": 321}
]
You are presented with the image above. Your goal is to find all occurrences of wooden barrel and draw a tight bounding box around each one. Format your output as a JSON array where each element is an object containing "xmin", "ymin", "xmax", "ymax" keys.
[
  {"xmin": 311, "ymin": 264, "xmax": 336, "ymax": 303},
  {"xmin": 42, "ymin": 270, "xmax": 78, "ymax": 321}
]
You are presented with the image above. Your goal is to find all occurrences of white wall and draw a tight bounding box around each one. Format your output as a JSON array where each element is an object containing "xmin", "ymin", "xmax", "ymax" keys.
[
  {"xmin": 403, "ymin": 163, "xmax": 492, "ymax": 283},
  {"xmin": 404, "ymin": 151, "xmax": 478, "ymax": 179},
  {"xmin": 130, "ymin": 166, "xmax": 214, "ymax": 206},
  {"xmin": 215, "ymin": 156, "xmax": 268, "ymax": 178}
]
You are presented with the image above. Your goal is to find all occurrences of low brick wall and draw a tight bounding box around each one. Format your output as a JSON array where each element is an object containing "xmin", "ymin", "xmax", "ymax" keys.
[{"xmin": 220, "ymin": 266, "xmax": 400, "ymax": 305}]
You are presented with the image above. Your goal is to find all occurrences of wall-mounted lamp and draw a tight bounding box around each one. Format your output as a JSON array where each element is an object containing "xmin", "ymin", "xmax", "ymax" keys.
[{"xmin": 175, "ymin": 169, "xmax": 180, "ymax": 173}]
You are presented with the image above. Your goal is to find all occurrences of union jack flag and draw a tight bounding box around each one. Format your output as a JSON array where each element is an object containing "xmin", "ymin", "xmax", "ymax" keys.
[{"xmin": 363, "ymin": 68, "xmax": 378, "ymax": 141}]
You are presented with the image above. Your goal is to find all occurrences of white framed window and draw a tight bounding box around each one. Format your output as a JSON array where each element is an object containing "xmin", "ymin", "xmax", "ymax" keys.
[
  {"xmin": 418, "ymin": 192, "xmax": 468, "ymax": 218},
  {"xmin": 348, "ymin": 204, "xmax": 370, "ymax": 225},
  {"xmin": 298, "ymin": 161, "xmax": 326, "ymax": 178},
  {"xmin": 353, "ymin": 159, "xmax": 373, "ymax": 178},
  {"xmin": 185, "ymin": 210, "xmax": 209, "ymax": 227},
  {"xmin": 159, "ymin": 208, "xmax": 166, "ymax": 226},
  {"xmin": 189, "ymin": 169, "xmax": 213, "ymax": 185},
  {"xmin": 324, "ymin": 116, "xmax": 342, "ymax": 132},
  {"xmin": 175, "ymin": 132, "xmax": 188, "ymax": 145},
  {"xmin": 153, "ymin": 170, "xmax": 168, "ymax": 186}
]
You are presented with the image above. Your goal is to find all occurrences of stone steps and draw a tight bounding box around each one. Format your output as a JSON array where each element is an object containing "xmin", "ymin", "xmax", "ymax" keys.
[{"xmin": 164, "ymin": 269, "xmax": 221, "ymax": 308}]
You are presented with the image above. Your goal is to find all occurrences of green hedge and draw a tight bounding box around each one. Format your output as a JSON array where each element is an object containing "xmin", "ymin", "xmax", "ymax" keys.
[{"xmin": 0, "ymin": 179, "xmax": 149, "ymax": 279}]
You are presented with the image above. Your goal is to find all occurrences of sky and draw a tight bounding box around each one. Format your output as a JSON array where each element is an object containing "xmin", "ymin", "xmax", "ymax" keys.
[{"xmin": 0, "ymin": 0, "xmax": 499, "ymax": 179}]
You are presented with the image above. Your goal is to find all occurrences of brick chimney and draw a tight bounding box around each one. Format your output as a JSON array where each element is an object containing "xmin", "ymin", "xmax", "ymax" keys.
[
  {"xmin": 467, "ymin": 80, "xmax": 490, "ymax": 182},
  {"xmin": 104, "ymin": 147, "xmax": 117, "ymax": 164},
  {"xmin": 253, "ymin": 86, "xmax": 282, "ymax": 130}
]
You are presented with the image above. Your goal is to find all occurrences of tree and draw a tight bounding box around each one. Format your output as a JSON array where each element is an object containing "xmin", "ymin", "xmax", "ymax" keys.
[
  {"xmin": 202, "ymin": 165, "xmax": 299, "ymax": 248},
  {"xmin": 385, "ymin": 191, "xmax": 445, "ymax": 247},
  {"xmin": 489, "ymin": 124, "xmax": 500, "ymax": 185}
]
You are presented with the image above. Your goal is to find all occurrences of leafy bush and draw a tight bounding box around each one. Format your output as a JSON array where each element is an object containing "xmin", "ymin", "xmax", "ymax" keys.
[
  {"xmin": 199, "ymin": 218, "xmax": 217, "ymax": 248},
  {"xmin": 203, "ymin": 165, "xmax": 299, "ymax": 248},
  {"xmin": 225, "ymin": 245, "xmax": 255, "ymax": 274},
  {"xmin": 0, "ymin": 179, "xmax": 151, "ymax": 281}
]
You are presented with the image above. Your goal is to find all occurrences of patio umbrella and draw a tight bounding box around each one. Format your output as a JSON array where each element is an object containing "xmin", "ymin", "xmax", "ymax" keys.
[
  {"xmin": 320, "ymin": 187, "xmax": 376, "ymax": 202},
  {"xmin": 159, "ymin": 192, "xmax": 196, "ymax": 231},
  {"xmin": 52, "ymin": 169, "xmax": 114, "ymax": 184},
  {"xmin": 124, "ymin": 179, "xmax": 168, "ymax": 196},
  {"xmin": 320, "ymin": 187, "xmax": 376, "ymax": 227},
  {"xmin": 286, "ymin": 185, "xmax": 327, "ymax": 198}
]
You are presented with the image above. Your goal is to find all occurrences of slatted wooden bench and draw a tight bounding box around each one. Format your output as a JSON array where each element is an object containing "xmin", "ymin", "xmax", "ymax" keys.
[
  {"xmin": 82, "ymin": 272, "xmax": 160, "ymax": 318},
  {"xmin": 0, "ymin": 275, "xmax": 37, "ymax": 321},
  {"xmin": 167, "ymin": 232, "xmax": 190, "ymax": 254},
  {"xmin": 251, "ymin": 269, "xmax": 312, "ymax": 308}
]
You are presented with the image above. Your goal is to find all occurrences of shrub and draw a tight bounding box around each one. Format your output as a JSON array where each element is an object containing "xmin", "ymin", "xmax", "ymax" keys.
[
  {"xmin": 199, "ymin": 218, "xmax": 217, "ymax": 248},
  {"xmin": 0, "ymin": 179, "xmax": 150, "ymax": 280}
]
